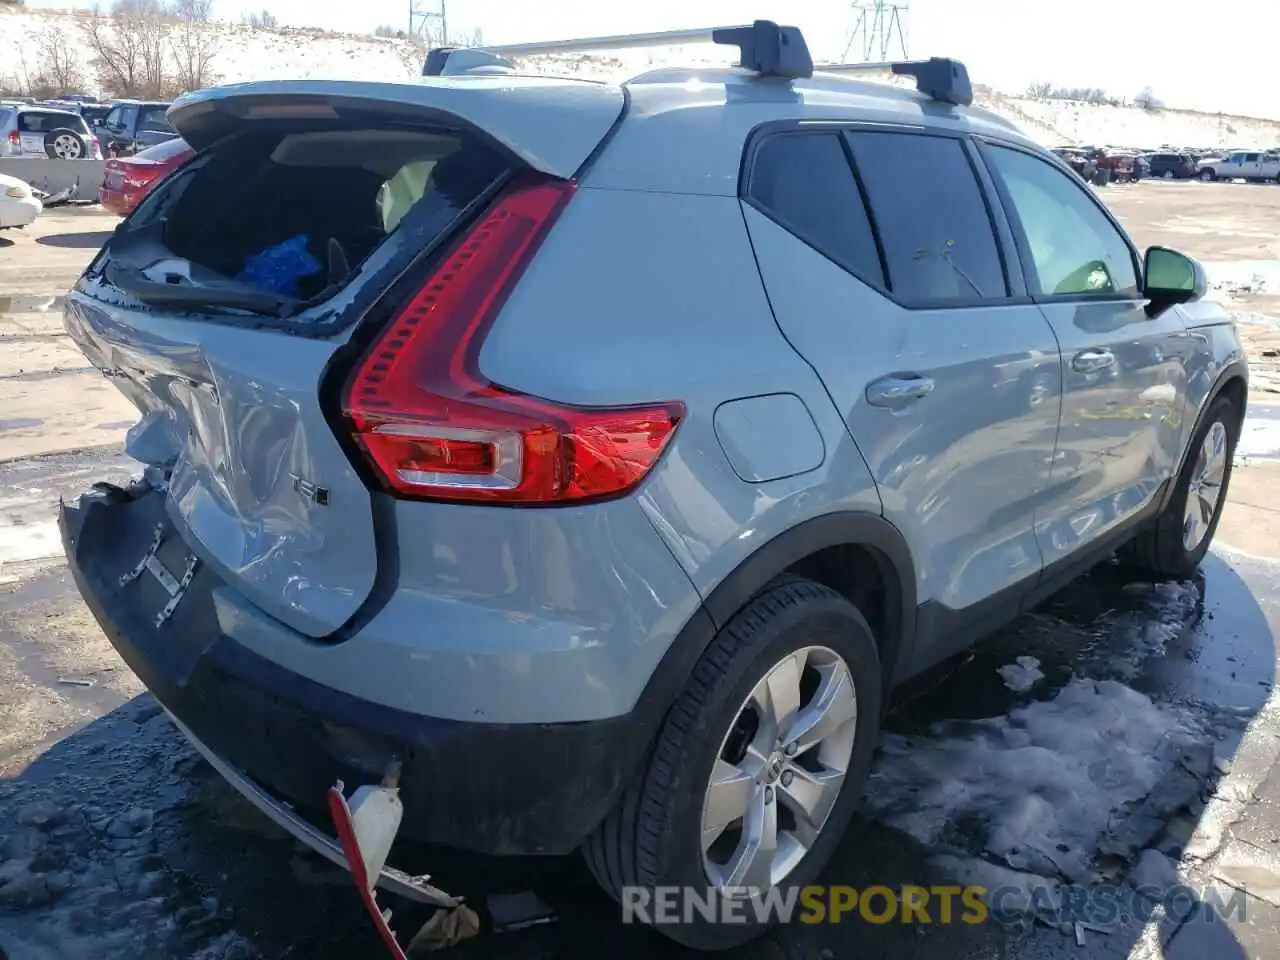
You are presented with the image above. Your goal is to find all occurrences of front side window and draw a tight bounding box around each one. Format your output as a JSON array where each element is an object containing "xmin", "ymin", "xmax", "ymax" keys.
[
  {"xmin": 844, "ymin": 130, "xmax": 1007, "ymax": 303},
  {"xmin": 983, "ymin": 143, "xmax": 1138, "ymax": 299}
]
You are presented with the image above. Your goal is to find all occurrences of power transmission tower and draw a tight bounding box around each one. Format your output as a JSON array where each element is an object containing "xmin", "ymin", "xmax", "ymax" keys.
[
  {"xmin": 410, "ymin": 0, "xmax": 448, "ymax": 47},
  {"xmin": 843, "ymin": 1, "xmax": 908, "ymax": 62}
]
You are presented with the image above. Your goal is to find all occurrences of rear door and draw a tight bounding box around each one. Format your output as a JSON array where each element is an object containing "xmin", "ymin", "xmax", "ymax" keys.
[
  {"xmin": 64, "ymin": 79, "xmax": 625, "ymax": 638},
  {"xmin": 16, "ymin": 111, "xmax": 61, "ymax": 155},
  {"xmin": 742, "ymin": 126, "xmax": 1062, "ymax": 636},
  {"xmin": 977, "ymin": 140, "xmax": 1190, "ymax": 567},
  {"xmin": 134, "ymin": 104, "xmax": 174, "ymax": 151}
]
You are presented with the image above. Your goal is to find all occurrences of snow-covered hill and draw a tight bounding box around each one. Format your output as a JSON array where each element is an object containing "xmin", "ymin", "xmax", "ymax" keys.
[{"xmin": 3, "ymin": 6, "xmax": 1278, "ymax": 150}]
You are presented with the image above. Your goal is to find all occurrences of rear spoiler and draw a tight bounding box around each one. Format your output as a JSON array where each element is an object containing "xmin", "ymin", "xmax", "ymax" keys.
[{"xmin": 423, "ymin": 20, "xmax": 974, "ymax": 106}]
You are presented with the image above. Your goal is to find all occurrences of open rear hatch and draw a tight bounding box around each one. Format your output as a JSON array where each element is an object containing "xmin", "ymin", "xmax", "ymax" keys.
[{"xmin": 64, "ymin": 78, "xmax": 623, "ymax": 637}]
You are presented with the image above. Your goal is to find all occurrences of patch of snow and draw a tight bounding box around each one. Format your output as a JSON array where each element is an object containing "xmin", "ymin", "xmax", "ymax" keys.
[
  {"xmin": 930, "ymin": 854, "xmax": 1061, "ymax": 917},
  {"xmin": 1130, "ymin": 848, "xmax": 1180, "ymax": 889},
  {"xmin": 1204, "ymin": 259, "xmax": 1280, "ymax": 300},
  {"xmin": 1236, "ymin": 410, "xmax": 1280, "ymax": 462},
  {"xmin": 0, "ymin": 709, "xmax": 260, "ymax": 959},
  {"xmin": 1098, "ymin": 581, "xmax": 1202, "ymax": 681},
  {"xmin": 998, "ymin": 655, "xmax": 1044, "ymax": 693},
  {"xmin": 866, "ymin": 678, "xmax": 1206, "ymax": 883},
  {"xmin": 0, "ymin": 518, "xmax": 61, "ymax": 566}
]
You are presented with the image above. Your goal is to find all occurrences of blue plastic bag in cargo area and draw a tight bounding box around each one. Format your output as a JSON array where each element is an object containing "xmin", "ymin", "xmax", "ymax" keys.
[{"xmin": 235, "ymin": 234, "xmax": 322, "ymax": 298}]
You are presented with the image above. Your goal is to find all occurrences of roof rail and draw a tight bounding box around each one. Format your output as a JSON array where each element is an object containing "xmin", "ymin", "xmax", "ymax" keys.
[
  {"xmin": 817, "ymin": 57, "xmax": 973, "ymax": 107},
  {"xmin": 419, "ymin": 23, "xmax": 972, "ymax": 106},
  {"xmin": 424, "ymin": 20, "xmax": 814, "ymax": 79}
]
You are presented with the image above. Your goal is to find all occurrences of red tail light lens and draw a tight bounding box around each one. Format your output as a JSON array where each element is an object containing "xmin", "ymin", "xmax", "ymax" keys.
[
  {"xmin": 7, "ymin": 132, "xmax": 18, "ymax": 147},
  {"xmin": 343, "ymin": 176, "xmax": 683, "ymax": 505}
]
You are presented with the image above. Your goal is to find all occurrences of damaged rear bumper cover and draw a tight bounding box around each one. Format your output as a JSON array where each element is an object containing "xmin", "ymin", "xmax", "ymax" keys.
[{"xmin": 58, "ymin": 484, "xmax": 649, "ymax": 867}]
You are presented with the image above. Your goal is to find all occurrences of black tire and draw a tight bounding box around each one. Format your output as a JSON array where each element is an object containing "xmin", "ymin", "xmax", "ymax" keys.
[
  {"xmin": 44, "ymin": 128, "xmax": 86, "ymax": 160},
  {"xmin": 1119, "ymin": 395, "xmax": 1239, "ymax": 579},
  {"xmin": 1199, "ymin": 168, "xmax": 1216, "ymax": 182},
  {"xmin": 583, "ymin": 577, "xmax": 882, "ymax": 952}
]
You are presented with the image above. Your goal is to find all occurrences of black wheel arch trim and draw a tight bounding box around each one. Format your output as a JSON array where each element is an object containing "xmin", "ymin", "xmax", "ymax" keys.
[{"xmin": 633, "ymin": 511, "xmax": 917, "ymax": 730}]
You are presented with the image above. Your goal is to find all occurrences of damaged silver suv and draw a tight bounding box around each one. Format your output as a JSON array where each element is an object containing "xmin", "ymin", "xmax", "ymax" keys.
[{"xmin": 59, "ymin": 21, "xmax": 1246, "ymax": 953}]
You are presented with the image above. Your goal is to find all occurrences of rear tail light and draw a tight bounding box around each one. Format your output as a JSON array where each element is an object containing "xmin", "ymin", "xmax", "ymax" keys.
[
  {"xmin": 90, "ymin": 135, "xmax": 102, "ymax": 159},
  {"xmin": 6, "ymin": 131, "xmax": 18, "ymax": 148},
  {"xmin": 343, "ymin": 176, "xmax": 683, "ymax": 505}
]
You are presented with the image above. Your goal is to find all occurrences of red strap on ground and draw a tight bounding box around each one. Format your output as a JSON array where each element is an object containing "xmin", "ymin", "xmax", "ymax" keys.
[{"xmin": 328, "ymin": 786, "xmax": 409, "ymax": 960}]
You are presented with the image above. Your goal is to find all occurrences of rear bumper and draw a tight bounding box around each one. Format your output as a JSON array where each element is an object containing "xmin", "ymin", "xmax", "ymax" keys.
[
  {"xmin": 98, "ymin": 185, "xmax": 135, "ymax": 217},
  {"xmin": 59, "ymin": 485, "xmax": 673, "ymax": 855}
]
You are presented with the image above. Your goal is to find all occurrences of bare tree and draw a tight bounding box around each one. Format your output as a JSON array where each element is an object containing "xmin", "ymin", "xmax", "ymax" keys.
[
  {"xmin": 80, "ymin": 0, "xmax": 175, "ymax": 98},
  {"xmin": 81, "ymin": 3, "xmax": 143, "ymax": 97},
  {"xmin": 1134, "ymin": 86, "xmax": 1163, "ymax": 112},
  {"xmin": 28, "ymin": 24, "xmax": 88, "ymax": 97},
  {"xmin": 168, "ymin": 0, "xmax": 217, "ymax": 92},
  {"xmin": 242, "ymin": 9, "xmax": 278, "ymax": 29}
]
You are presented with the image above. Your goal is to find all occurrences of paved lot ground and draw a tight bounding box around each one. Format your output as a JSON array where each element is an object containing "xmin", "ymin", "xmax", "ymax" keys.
[{"xmin": 2, "ymin": 181, "xmax": 1280, "ymax": 960}]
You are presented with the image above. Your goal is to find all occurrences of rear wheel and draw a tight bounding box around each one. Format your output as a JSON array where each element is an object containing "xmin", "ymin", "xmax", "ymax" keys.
[
  {"xmin": 1199, "ymin": 168, "xmax": 1216, "ymax": 181},
  {"xmin": 44, "ymin": 129, "xmax": 86, "ymax": 160},
  {"xmin": 584, "ymin": 577, "xmax": 882, "ymax": 951},
  {"xmin": 1119, "ymin": 395, "xmax": 1238, "ymax": 579}
]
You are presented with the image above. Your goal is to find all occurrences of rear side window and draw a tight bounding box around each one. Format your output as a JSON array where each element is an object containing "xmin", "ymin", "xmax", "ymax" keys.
[
  {"xmin": 747, "ymin": 133, "xmax": 885, "ymax": 288},
  {"xmin": 18, "ymin": 111, "xmax": 87, "ymax": 134},
  {"xmin": 138, "ymin": 107, "xmax": 172, "ymax": 134},
  {"xmin": 844, "ymin": 131, "xmax": 1007, "ymax": 303}
]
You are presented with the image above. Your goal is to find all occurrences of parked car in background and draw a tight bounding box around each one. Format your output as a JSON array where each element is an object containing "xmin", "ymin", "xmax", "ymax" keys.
[
  {"xmin": 0, "ymin": 172, "xmax": 42, "ymax": 229},
  {"xmin": 0, "ymin": 106, "xmax": 101, "ymax": 160},
  {"xmin": 78, "ymin": 103, "xmax": 114, "ymax": 128},
  {"xmin": 100, "ymin": 137, "xmax": 194, "ymax": 216},
  {"xmin": 1051, "ymin": 146, "xmax": 1097, "ymax": 180},
  {"xmin": 1084, "ymin": 147, "xmax": 1136, "ymax": 182},
  {"xmin": 1144, "ymin": 152, "xmax": 1199, "ymax": 179},
  {"xmin": 1198, "ymin": 151, "xmax": 1280, "ymax": 182},
  {"xmin": 92, "ymin": 99, "xmax": 177, "ymax": 157}
]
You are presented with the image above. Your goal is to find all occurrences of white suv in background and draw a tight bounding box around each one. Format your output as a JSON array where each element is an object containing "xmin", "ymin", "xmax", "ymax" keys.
[{"xmin": 0, "ymin": 106, "xmax": 102, "ymax": 160}]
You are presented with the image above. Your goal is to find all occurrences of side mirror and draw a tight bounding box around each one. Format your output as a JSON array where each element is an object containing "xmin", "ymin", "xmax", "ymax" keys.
[{"xmin": 1143, "ymin": 246, "xmax": 1206, "ymax": 316}]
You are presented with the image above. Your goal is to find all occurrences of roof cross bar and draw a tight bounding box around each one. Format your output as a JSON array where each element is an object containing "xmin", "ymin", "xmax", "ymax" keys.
[
  {"xmin": 424, "ymin": 20, "xmax": 814, "ymax": 79},
  {"xmin": 818, "ymin": 57, "xmax": 974, "ymax": 106},
  {"xmin": 419, "ymin": 21, "xmax": 972, "ymax": 105}
]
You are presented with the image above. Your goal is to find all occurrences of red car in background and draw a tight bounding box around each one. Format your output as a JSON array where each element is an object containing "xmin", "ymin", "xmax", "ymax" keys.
[{"xmin": 100, "ymin": 136, "xmax": 193, "ymax": 216}]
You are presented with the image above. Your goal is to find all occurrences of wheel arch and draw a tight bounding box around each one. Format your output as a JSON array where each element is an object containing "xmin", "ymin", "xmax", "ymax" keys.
[
  {"xmin": 632, "ymin": 511, "xmax": 917, "ymax": 732},
  {"xmin": 1161, "ymin": 360, "xmax": 1248, "ymax": 512}
]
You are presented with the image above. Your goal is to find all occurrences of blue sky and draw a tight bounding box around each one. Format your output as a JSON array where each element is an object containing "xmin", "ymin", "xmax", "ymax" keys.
[{"xmin": 27, "ymin": 0, "xmax": 1279, "ymax": 119}]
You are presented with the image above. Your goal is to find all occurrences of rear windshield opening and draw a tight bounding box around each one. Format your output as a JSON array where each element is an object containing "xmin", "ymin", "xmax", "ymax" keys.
[
  {"xmin": 18, "ymin": 111, "xmax": 91, "ymax": 136},
  {"xmin": 114, "ymin": 121, "xmax": 510, "ymax": 309}
]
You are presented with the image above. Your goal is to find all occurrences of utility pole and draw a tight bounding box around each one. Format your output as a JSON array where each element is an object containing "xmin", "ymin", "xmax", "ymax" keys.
[
  {"xmin": 843, "ymin": 1, "xmax": 909, "ymax": 62},
  {"xmin": 410, "ymin": 0, "xmax": 448, "ymax": 47}
]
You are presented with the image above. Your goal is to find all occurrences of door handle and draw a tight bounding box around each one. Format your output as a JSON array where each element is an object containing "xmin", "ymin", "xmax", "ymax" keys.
[
  {"xmin": 866, "ymin": 373, "xmax": 935, "ymax": 407},
  {"xmin": 1071, "ymin": 349, "xmax": 1116, "ymax": 374}
]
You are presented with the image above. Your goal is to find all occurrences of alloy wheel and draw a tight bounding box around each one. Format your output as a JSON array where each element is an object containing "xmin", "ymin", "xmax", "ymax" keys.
[
  {"xmin": 700, "ymin": 645, "xmax": 857, "ymax": 894},
  {"xmin": 1183, "ymin": 420, "xmax": 1228, "ymax": 551},
  {"xmin": 53, "ymin": 134, "xmax": 81, "ymax": 159}
]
